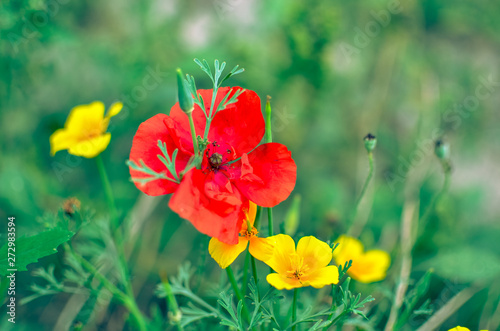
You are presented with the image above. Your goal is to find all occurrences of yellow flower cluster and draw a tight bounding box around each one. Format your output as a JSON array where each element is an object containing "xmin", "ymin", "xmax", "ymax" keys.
[{"xmin": 209, "ymin": 203, "xmax": 391, "ymax": 289}]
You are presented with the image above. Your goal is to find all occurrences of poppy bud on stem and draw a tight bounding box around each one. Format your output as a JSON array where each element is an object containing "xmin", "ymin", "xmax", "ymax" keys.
[
  {"xmin": 176, "ymin": 69, "xmax": 194, "ymax": 114},
  {"xmin": 435, "ymin": 139, "xmax": 452, "ymax": 173},
  {"xmin": 363, "ymin": 133, "xmax": 377, "ymax": 153},
  {"xmin": 177, "ymin": 68, "xmax": 199, "ymax": 157},
  {"xmin": 347, "ymin": 133, "xmax": 376, "ymax": 236}
]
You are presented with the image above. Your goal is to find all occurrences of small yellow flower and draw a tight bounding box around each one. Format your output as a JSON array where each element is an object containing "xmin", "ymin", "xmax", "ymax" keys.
[
  {"xmin": 50, "ymin": 101, "xmax": 122, "ymax": 158},
  {"xmin": 448, "ymin": 327, "xmax": 470, "ymax": 331},
  {"xmin": 263, "ymin": 234, "xmax": 339, "ymax": 290},
  {"xmin": 209, "ymin": 202, "xmax": 274, "ymax": 269},
  {"xmin": 332, "ymin": 235, "xmax": 390, "ymax": 283}
]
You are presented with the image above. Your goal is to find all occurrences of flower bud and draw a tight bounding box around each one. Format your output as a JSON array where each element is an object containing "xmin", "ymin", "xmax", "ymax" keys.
[
  {"xmin": 363, "ymin": 133, "xmax": 377, "ymax": 153},
  {"xmin": 176, "ymin": 68, "xmax": 194, "ymax": 114},
  {"xmin": 434, "ymin": 139, "xmax": 450, "ymax": 160}
]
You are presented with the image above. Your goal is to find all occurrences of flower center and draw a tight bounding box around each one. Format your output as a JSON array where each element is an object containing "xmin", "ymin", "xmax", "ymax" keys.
[
  {"xmin": 240, "ymin": 226, "xmax": 258, "ymax": 240},
  {"xmin": 202, "ymin": 141, "xmax": 236, "ymax": 173},
  {"xmin": 209, "ymin": 153, "xmax": 223, "ymax": 168},
  {"xmin": 286, "ymin": 253, "xmax": 310, "ymax": 281}
]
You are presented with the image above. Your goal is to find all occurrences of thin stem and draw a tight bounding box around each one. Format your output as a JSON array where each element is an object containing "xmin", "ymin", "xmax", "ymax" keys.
[
  {"xmin": 267, "ymin": 208, "xmax": 274, "ymax": 236},
  {"xmin": 65, "ymin": 244, "xmax": 147, "ymax": 331},
  {"xmin": 250, "ymin": 256, "xmax": 260, "ymax": 301},
  {"xmin": 384, "ymin": 200, "xmax": 417, "ymax": 331},
  {"xmin": 265, "ymin": 97, "xmax": 273, "ymax": 144},
  {"xmin": 226, "ymin": 266, "xmax": 250, "ymax": 321},
  {"xmin": 203, "ymin": 85, "xmax": 219, "ymax": 139},
  {"xmin": 187, "ymin": 112, "xmax": 199, "ymax": 156},
  {"xmin": 161, "ymin": 273, "xmax": 184, "ymax": 331},
  {"xmin": 348, "ymin": 152, "xmax": 374, "ymax": 235},
  {"xmin": 292, "ymin": 288, "xmax": 298, "ymax": 331},
  {"xmin": 95, "ymin": 155, "xmax": 118, "ymax": 226},
  {"xmin": 241, "ymin": 250, "xmax": 251, "ymax": 295},
  {"xmin": 254, "ymin": 206, "xmax": 263, "ymax": 229},
  {"xmin": 420, "ymin": 170, "xmax": 451, "ymax": 226},
  {"xmin": 95, "ymin": 155, "xmax": 146, "ymax": 330}
]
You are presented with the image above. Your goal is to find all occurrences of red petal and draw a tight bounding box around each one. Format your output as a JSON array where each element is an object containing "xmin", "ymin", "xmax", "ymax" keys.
[
  {"xmin": 129, "ymin": 114, "xmax": 192, "ymax": 196},
  {"xmin": 233, "ymin": 143, "xmax": 297, "ymax": 207},
  {"xmin": 169, "ymin": 169, "xmax": 247, "ymax": 244},
  {"xmin": 209, "ymin": 88, "xmax": 264, "ymax": 156},
  {"xmin": 170, "ymin": 87, "xmax": 264, "ymax": 156}
]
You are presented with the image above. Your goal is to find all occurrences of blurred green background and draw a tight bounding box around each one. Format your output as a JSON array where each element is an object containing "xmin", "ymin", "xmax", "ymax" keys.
[{"xmin": 1, "ymin": 0, "xmax": 500, "ymax": 330}]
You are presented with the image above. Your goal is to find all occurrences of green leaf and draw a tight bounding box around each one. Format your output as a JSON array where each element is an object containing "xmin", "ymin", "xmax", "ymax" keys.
[
  {"xmin": 0, "ymin": 228, "xmax": 74, "ymax": 275},
  {"xmin": 419, "ymin": 247, "xmax": 500, "ymax": 283}
]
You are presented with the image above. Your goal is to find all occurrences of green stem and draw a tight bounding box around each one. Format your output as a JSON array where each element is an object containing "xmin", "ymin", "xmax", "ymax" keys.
[
  {"xmin": 95, "ymin": 155, "xmax": 146, "ymax": 330},
  {"xmin": 420, "ymin": 170, "xmax": 451, "ymax": 226},
  {"xmin": 268, "ymin": 208, "xmax": 274, "ymax": 236},
  {"xmin": 292, "ymin": 288, "xmax": 298, "ymax": 331},
  {"xmin": 348, "ymin": 152, "xmax": 374, "ymax": 235},
  {"xmin": 226, "ymin": 266, "xmax": 250, "ymax": 321},
  {"xmin": 254, "ymin": 206, "xmax": 263, "ymax": 229},
  {"xmin": 95, "ymin": 155, "xmax": 118, "ymax": 226},
  {"xmin": 187, "ymin": 112, "xmax": 199, "ymax": 156},
  {"xmin": 251, "ymin": 256, "xmax": 260, "ymax": 301},
  {"xmin": 203, "ymin": 85, "xmax": 219, "ymax": 139},
  {"xmin": 265, "ymin": 97, "xmax": 273, "ymax": 144},
  {"xmin": 241, "ymin": 250, "xmax": 251, "ymax": 294},
  {"xmin": 162, "ymin": 275, "xmax": 184, "ymax": 331},
  {"xmin": 65, "ymin": 244, "xmax": 147, "ymax": 331}
]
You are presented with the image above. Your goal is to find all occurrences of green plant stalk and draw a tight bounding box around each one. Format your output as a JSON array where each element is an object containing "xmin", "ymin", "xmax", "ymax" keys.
[
  {"xmin": 203, "ymin": 83, "xmax": 219, "ymax": 139},
  {"xmin": 65, "ymin": 244, "xmax": 147, "ymax": 331},
  {"xmin": 95, "ymin": 155, "xmax": 145, "ymax": 328},
  {"xmin": 420, "ymin": 169, "xmax": 451, "ymax": 226},
  {"xmin": 250, "ymin": 256, "xmax": 260, "ymax": 301},
  {"xmin": 349, "ymin": 152, "xmax": 374, "ymax": 234},
  {"xmin": 95, "ymin": 155, "xmax": 118, "ymax": 226},
  {"xmin": 95, "ymin": 156, "xmax": 129, "ymax": 284},
  {"xmin": 268, "ymin": 208, "xmax": 274, "ymax": 236},
  {"xmin": 162, "ymin": 276, "xmax": 184, "ymax": 331},
  {"xmin": 226, "ymin": 266, "xmax": 250, "ymax": 321},
  {"xmin": 226, "ymin": 266, "xmax": 251, "ymax": 321},
  {"xmin": 240, "ymin": 250, "xmax": 251, "ymax": 295},
  {"xmin": 187, "ymin": 112, "xmax": 199, "ymax": 156},
  {"xmin": 254, "ymin": 205, "xmax": 263, "ymax": 229},
  {"xmin": 292, "ymin": 288, "xmax": 298, "ymax": 331}
]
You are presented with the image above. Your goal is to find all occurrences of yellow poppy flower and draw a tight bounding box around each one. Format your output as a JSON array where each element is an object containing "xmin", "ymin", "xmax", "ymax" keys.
[
  {"xmin": 50, "ymin": 101, "xmax": 122, "ymax": 158},
  {"xmin": 263, "ymin": 234, "xmax": 339, "ymax": 290},
  {"xmin": 448, "ymin": 327, "xmax": 470, "ymax": 331},
  {"xmin": 332, "ymin": 235, "xmax": 390, "ymax": 284},
  {"xmin": 209, "ymin": 202, "xmax": 274, "ymax": 269}
]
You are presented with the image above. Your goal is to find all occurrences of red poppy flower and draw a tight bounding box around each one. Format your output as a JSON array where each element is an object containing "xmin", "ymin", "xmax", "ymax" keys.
[{"xmin": 129, "ymin": 87, "xmax": 297, "ymax": 244}]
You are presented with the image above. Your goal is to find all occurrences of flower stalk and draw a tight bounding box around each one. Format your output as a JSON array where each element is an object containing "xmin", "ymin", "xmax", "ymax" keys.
[
  {"xmin": 292, "ymin": 288, "xmax": 298, "ymax": 331},
  {"xmin": 348, "ymin": 134, "xmax": 376, "ymax": 236},
  {"xmin": 226, "ymin": 266, "xmax": 251, "ymax": 321}
]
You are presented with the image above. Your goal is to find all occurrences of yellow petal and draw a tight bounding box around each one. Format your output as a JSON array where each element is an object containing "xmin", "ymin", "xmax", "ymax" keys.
[
  {"xmin": 305, "ymin": 265, "xmax": 339, "ymax": 288},
  {"xmin": 263, "ymin": 234, "xmax": 296, "ymax": 274},
  {"xmin": 247, "ymin": 201, "xmax": 257, "ymax": 226},
  {"xmin": 448, "ymin": 327, "xmax": 470, "ymax": 331},
  {"xmin": 350, "ymin": 249, "xmax": 391, "ymax": 283},
  {"xmin": 297, "ymin": 236, "xmax": 332, "ymax": 271},
  {"xmin": 209, "ymin": 237, "xmax": 248, "ymax": 269},
  {"xmin": 266, "ymin": 273, "xmax": 302, "ymax": 290},
  {"xmin": 50, "ymin": 128, "xmax": 80, "ymax": 156},
  {"xmin": 106, "ymin": 102, "xmax": 123, "ymax": 118},
  {"xmin": 248, "ymin": 237, "xmax": 274, "ymax": 262},
  {"xmin": 67, "ymin": 133, "xmax": 111, "ymax": 158},
  {"xmin": 332, "ymin": 235, "xmax": 364, "ymax": 266},
  {"xmin": 65, "ymin": 102, "xmax": 106, "ymax": 139}
]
